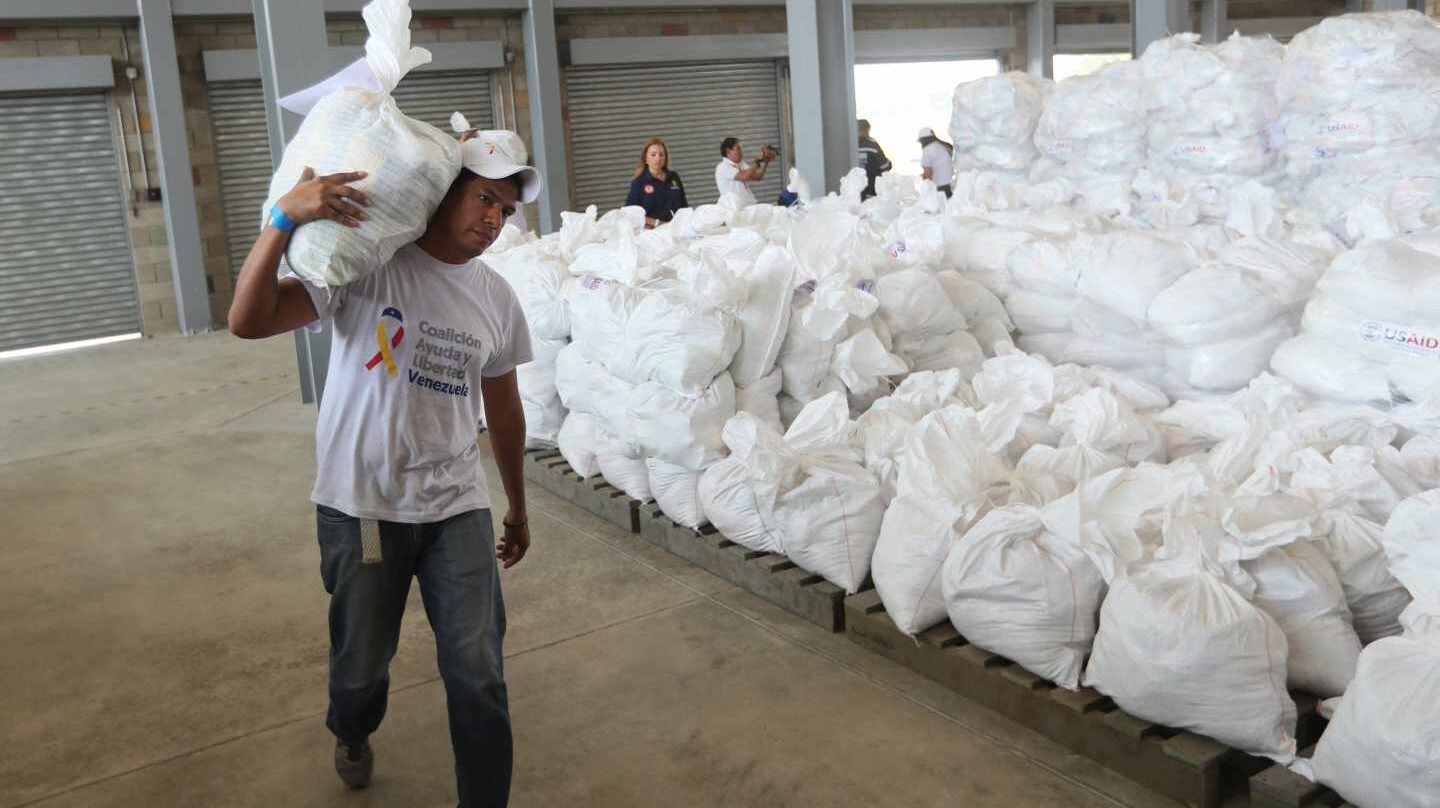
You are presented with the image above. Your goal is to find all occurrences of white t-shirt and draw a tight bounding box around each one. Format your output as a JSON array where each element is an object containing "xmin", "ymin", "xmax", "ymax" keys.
[
  {"xmin": 293, "ymin": 244, "xmax": 532, "ymax": 523},
  {"xmin": 715, "ymin": 157, "xmax": 758, "ymax": 205},
  {"xmin": 921, "ymin": 141, "xmax": 955, "ymax": 187}
]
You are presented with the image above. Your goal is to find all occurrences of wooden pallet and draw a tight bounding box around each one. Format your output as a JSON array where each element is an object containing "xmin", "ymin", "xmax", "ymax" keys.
[
  {"xmin": 524, "ymin": 449, "xmax": 643, "ymax": 534},
  {"xmin": 844, "ymin": 591, "xmax": 1327, "ymax": 808},
  {"xmin": 1249, "ymin": 748, "xmax": 1355, "ymax": 808},
  {"xmin": 640, "ymin": 506, "xmax": 852, "ymax": 632},
  {"xmin": 522, "ymin": 450, "xmax": 854, "ymax": 632}
]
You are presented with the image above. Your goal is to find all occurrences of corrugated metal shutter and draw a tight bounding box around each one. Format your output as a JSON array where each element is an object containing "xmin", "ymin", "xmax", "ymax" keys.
[
  {"xmin": 209, "ymin": 70, "xmax": 494, "ymax": 281},
  {"xmin": 567, "ymin": 61, "xmax": 785, "ymax": 212},
  {"xmin": 209, "ymin": 80, "xmax": 272, "ymax": 284},
  {"xmin": 392, "ymin": 69, "xmax": 493, "ymax": 133},
  {"xmin": 0, "ymin": 92, "xmax": 141, "ymax": 352}
]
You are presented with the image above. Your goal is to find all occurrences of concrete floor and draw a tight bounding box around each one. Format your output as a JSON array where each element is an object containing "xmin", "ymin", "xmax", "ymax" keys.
[{"xmin": 1, "ymin": 332, "xmax": 1186, "ymax": 808}]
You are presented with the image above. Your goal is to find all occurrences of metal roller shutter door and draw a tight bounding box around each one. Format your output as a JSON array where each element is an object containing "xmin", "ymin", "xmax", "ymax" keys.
[
  {"xmin": 0, "ymin": 92, "xmax": 141, "ymax": 352},
  {"xmin": 209, "ymin": 70, "xmax": 494, "ymax": 281},
  {"xmin": 567, "ymin": 61, "xmax": 786, "ymax": 212}
]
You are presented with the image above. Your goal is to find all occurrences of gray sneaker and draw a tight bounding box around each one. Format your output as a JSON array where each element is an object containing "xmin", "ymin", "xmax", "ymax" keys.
[{"xmin": 333, "ymin": 738, "xmax": 373, "ymax": 789}]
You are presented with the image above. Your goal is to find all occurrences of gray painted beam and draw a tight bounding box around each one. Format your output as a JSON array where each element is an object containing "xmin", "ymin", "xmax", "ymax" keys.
[
  {"xmin": 1200, "ymin": 0, "xmax": 1227, "ymax": 43},
  {"xmin": 1027, "ymin": 0, "xmax": 1054, "ymax": 78},
  {"xmin": 1369, "ymin": 0, "xmax": 1423, "ymax": 10},
  {"xmin": 524, "ymin": 0, "xmax": 569, "ymax": 233},
  {"xmin": 201, "ymin": 40, "xmax": 505, "ymax": 83},
  {"xmin": 2, "ymin": 0, "xmax": 1054, "ymax": 16},
  {"xmin": 252, "ymin": 0, "xmax": 332, "ymax": 404},
  {"xmin": 786, "ymin": 0, "xmax": 856, "ymax": 195},
  {"xmin": 138, "ymin": 0, "xmax": 211, "ymax": 335},
  {"xmin": 566, "ymin": 27, "xmax": 1014, "ymax": 66},
  {"xmin": 1132, "ymin": 0, "xmax": 1188, "ymax": 58},
  {"xmin": 0, "ymin": 55, "xmax": 114, "ymax": 91}
]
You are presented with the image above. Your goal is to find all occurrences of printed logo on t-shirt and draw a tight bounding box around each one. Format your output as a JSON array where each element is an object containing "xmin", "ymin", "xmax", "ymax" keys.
[
  {"xmin": 364, "ymin": 306, "xmax": 406, "ymax": 377},
  {"xmin": 407, "ymin": 320, "xmax": 481, "ymax": 398},
  {"xmin": 644, "ymin": 184, "xmax": 655, "ymax": 194}
]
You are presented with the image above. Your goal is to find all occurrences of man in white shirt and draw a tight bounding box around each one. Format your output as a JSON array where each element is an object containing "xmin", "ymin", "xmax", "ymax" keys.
[
  {"xmin": 714, "ymin": 137, "xmax": 776, "ymax": 205},
  {"xmin": 918, "ymin": 126, "xmax": 956, "ymax": 197},
  {"xmin": 228, "ymin": 130, "xmax": 540, "ymax": 808}
]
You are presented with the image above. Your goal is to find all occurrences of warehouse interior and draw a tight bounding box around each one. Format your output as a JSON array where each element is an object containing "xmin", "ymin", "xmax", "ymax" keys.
[{"xmin": 5, "ymin": 1, "xmax": 1440, "ymax": 807}]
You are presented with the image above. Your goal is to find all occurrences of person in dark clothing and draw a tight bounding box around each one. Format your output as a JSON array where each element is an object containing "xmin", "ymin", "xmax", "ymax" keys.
[
  {"xmin": 857, "ymin": 118, "xmax": 892, "ymax": 200},
  {"xmin": 625, "ymin": 137, "xmax": 688, "ymax": 227}
]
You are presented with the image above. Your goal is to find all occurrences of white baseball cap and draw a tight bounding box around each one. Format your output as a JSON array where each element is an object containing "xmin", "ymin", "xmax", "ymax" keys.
[
  {"xmin": 917, "ymin": 127, "xmax": 936, "ymax": 139},
  {"xmin": 460, "ymin": 129, "xmax": 542, "ymax": 204}
]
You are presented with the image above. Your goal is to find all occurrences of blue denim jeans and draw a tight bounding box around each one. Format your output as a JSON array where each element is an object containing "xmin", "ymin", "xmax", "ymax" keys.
[{"xmin": 316, "ymin": 506, "xmax": 511, "ymax": 808}]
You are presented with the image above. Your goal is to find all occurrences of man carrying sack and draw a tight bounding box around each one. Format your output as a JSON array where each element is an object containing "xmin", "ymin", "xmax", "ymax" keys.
[{"xmin": 228, "ymin": 129, "xmax": 542, "ymax": 808}]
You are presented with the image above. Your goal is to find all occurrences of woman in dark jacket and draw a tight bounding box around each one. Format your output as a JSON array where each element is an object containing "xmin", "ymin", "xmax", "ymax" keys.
[{"xmin": 625, "ymin": 137, "xmax": 688, "ymax": 227}]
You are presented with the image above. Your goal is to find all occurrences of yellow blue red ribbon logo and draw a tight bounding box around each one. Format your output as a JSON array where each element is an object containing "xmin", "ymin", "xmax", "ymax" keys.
[{"xmin": 365, "ymin": 306, "xmax": 405, "ymax": 377}]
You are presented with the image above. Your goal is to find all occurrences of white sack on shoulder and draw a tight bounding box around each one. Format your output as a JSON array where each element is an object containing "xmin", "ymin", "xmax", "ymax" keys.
[{"xmin": 263, "ymin": 0, "xmax": 459, "ymax": 287}]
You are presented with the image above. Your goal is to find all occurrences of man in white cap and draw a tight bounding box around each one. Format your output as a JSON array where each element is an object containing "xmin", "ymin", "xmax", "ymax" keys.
[
  {"xmin": 917, "ymin": 126, "xmax": 955, "ymax": 197},
  {"xmin": 228, "ymin": 129, "xmax": 542, "ymax": 808}
]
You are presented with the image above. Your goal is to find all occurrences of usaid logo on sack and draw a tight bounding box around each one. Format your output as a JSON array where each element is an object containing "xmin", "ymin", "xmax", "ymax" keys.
[
  {"xmin": 1361, "ymin": 318, "xmax": 1440, "ymax": 357},
  {"xmin": 580, "ymin": 274, "xmax": 607, "ymax": 291},
  {"xmin": 1322, "ymin": 119, "xmax": 1364, "ymax": 135},
  {"xmin": 884, "ymin": 241, "xmax": 907, "ymax": 260}
]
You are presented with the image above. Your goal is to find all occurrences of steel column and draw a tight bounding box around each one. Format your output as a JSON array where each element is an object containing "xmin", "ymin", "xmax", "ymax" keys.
[
  {"xmin": 1133, "ymin": 0, "xmax": 1189, "ymax": 57},
  {"xmin": 524, "ymin": 0, "xmax": 570, "ymax": 233},
  {"xmin": 1027, "ymin": 0, "xmax": 1055, "ymax": 78},
  {"xmin": 786, "ymin": 0, "xmax": 857, "ymax": 195},
  {"xmin": 137, "ymin": 0, "xmax": 211, "ymax": 334},
  {"xmin": 252, "ymin": 0, "xmax": 332, "ymax": 404},
  {"xmin": 1200, "ymin": 0, "xmax": 1228, "ymax": 42}
]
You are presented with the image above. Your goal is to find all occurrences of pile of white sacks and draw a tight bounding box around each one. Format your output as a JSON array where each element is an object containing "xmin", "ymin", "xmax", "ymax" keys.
[{"xmin": 475, "ymin": 13, "xmax": 1440, "ymax": 804}]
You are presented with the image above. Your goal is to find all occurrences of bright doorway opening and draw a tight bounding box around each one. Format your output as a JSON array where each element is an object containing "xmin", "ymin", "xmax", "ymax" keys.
[
  {"xmin": 854, "ymin": 59, "xmax": 1002, "ymax": 176},
  {"xmin": 1054, "ymin": 52, "xmax": 1133, "ymax": 82}
]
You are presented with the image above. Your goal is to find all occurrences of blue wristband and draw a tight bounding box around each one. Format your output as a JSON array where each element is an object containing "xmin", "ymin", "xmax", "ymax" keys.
[{"xmin": 268, "ymin": 207, "xmax": 297, "ymax": 234}]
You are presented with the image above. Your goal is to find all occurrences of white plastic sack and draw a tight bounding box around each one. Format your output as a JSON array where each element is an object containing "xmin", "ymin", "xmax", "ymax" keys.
[
  {"xmin": 943, "ymin": 504, "xmax": 1104, "ymax": 689},
  {"xmin": 734, "ymin": 369, "xmax": 784, "ymax": 433},
  {"xmin": 1382, "ymin": 490, "xmax": 1440, "ymax": 604},
  {"xmin": 730, "ymin": 245, "xmax": 796, "ymax": 386},
  {"xmin": 557, "ymin": 413, "xmax": 601, "ymax": 479},
  {"xmin": 595, "ymin": 432, "xmax": 651, "ymax": 502},
  {"xmin": 1317, "ymin": 510, "xmax": 1412, "ymax": 644},
  {"xmin": 870, "ymin": 405, "xmax": 1014, "ymax": 635},
  {"xmin": 1085, "ymin": 508, "xmax": 1298, "ymax": 761},
  {"xmin": 615, "ymin": 286, "xmax": 741, "ymax": 394},
  {"xmin": 264, "ymin": 0, "xmax": 459, "ymax": 287},
  {"xmin": 628, "ymin": 373, "xmax": 735, "ymax": 471},
  {"xmin": 698, "ymin": 456, "xmax": 781, "ymax": 553},
  {"xmin": 566, "ymin": 276, "xmax": 643, "ymax": 368},
  {"xmin": 1307, "ymin": 632, "xmax": 1440, "ymax": 808},
  {"xmin": 647, "ymin": 458, "xmax": 708, "ymax": 530},
  {"xmin": 1242, "ymin": 541, "xmax": 1362, "ymax": 697}
]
